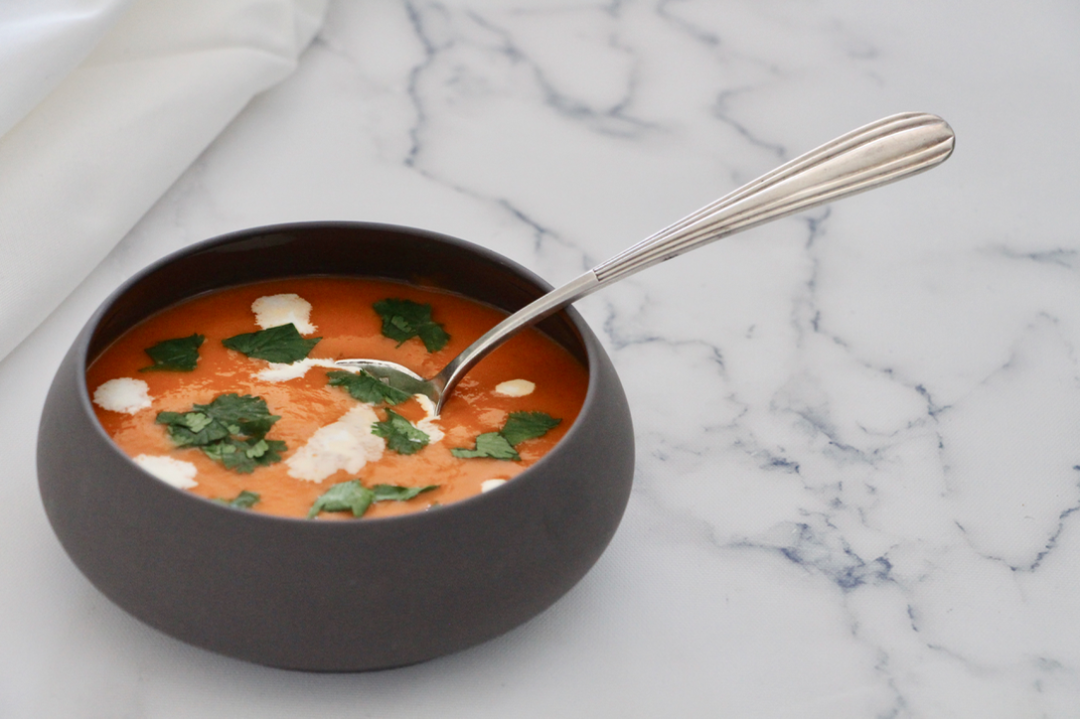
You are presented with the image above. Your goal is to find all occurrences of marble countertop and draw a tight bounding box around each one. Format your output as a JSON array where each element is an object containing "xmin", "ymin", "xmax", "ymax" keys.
[{"xmin": 4, "ymin": 1, "xmax": 1080, "ymax": 716}]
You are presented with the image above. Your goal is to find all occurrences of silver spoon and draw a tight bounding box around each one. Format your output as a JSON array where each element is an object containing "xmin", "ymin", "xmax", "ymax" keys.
[{"xmin": 337, "ymin": 112, "xmax": 955, "ymax": 414}]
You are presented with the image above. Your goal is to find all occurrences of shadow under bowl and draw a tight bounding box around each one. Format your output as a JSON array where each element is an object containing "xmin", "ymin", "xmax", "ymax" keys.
[{"xmin": 36, "ymin": 222, "xmax": 634, "ymax": 671}]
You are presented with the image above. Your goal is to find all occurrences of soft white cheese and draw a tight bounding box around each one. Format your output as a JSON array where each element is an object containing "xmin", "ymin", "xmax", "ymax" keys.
[
  {"xmin": 252, "ymin": 293, "xmax": 317, "ymax": 334},
  {"xmin": 286, "ymin": 405, "xmax": 385, "ymax": 482},
  {"xmin": 413, "ymin": 394, "xmax": 445, "ymax": 443},
  {"xmin": 494, "ymin": 379, "xmax": 535, "ymax": 397},
  {"xmin": 93, "ymin": 377, "xmax": 153, "ymax": 414},
  {"xmin": 256, "ymin": 357, "xmax": 339, "ymax": 382},
  {"xmin": 133, "ymin": 454, "xmax": 198, "ymax": 489},
  {"xmin": 480, "ymin": 479, "xmax": 507, "ymax": 493}
]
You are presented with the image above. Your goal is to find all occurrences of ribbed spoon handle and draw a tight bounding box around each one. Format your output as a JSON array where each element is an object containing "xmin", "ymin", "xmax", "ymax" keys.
[{"xmin": 592, "ymin": 112, "xmax": 954, "ymax": 285}]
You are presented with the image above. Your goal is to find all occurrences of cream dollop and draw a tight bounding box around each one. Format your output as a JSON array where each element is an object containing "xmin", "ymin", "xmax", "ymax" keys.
[
  {"xmin": 252, "ymin": 294, "xmax": 317, "ymax": 335},
  {"xmin": 286, "ymin": 405, "xmax": 385, "ymax": 482},
  {"xmin": 480, "ymin": 479, "xmax": 507, "ymax": 493},
  {"xmin": 256, "ymin": 357, "xmax": 339, "ymax": 382},
  {"xmin": 133, "ymin": 454, "xmax": 197, "ymax": 489},
  {"xmin": 494, "ymin": 379, "xmax": 535, "ymax": 397},
  {"xmin": 413, "ymin": 394, "xmax": 445, "ymax": 443},
  {"xmin": 93, "ymin": 378, "xmax": 153, "ymax": 414}
]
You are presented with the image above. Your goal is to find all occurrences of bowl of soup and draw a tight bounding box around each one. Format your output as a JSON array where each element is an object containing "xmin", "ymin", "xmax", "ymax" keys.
[{"xmin": 37, "ymin": 222, "xmax": 634, "ymax": 671}]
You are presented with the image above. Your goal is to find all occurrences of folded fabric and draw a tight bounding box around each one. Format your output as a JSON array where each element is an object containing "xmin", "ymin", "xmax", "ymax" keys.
[
  {"xmin": 0, "ymin": 0, "xmax": 134, "ymax": 139},
  {"xmin": 0, "ymin": 0, "xmax": 328, "ymax": 363}
]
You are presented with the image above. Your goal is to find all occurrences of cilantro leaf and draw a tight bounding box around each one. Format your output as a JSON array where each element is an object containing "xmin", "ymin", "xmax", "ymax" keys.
[
  {"xmin": 451, "ymin": 411, "xmax": 561, "ymax": 461},
  {"xmin": 371, "ymin": 409, "xmax": 430, "ymax": 455},
  {"xmin": 417, "ymin": 322, "xmax": 451, "ymax": 353},
  {"xmin": 204, "ymin": 437, "xmax": 287, "ymax": 474},
  {"xmin": 307, "ymin": 480, "xmax": 438, "ymax": 519},
  {"xmin": 371, "ymin": 484, "xmax": 438, "ymax": 502},
  {"xmin": 500, "ymin": 411, "xmax": 563, "ymax": 446},
  {"xmin": 214, "ymin": 490, "xmax": 261, "ymax": 509},
  {"xmin": 222, "ymin": 323, "xmax": 320, "ymax": 364},
  {"xmin": 155, "ymin": 410, "xmax": 230, "ymax": 447},
  {"xmin": 373, "ymin": 298, "xmax": 450, "ymax": 352},
  {"xmin": 326, "ymin": 369, "xmax": 410, "ymax": 406},
  {"xmin": 140, "ymin": 334, "xmax": 204, "ymax": 372},
  {"xmin": 450, "ymin": 432, "xmax": 520, "ymax": 460},
  {"xmin": 156, "ymin": 393, "xmax": 286, "ymax": 473},
  {"xmin": 196, "ymin": 393, "xmax": 281, "ymax": 438},
  {"xmin": 308, "ymin": 480, "xmax": 374, "ymax": 518}
]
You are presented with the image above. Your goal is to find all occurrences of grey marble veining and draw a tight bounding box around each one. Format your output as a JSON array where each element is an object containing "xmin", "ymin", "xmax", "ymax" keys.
[{"xmin": 4, "ymin": 1, "xmax": 1080, "ymax": 717}]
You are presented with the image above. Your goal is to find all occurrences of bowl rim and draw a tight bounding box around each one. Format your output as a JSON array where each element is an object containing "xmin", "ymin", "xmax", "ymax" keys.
[{"xmin": 75, "ymin": 220, "xmax": 607, "ymax": 530}]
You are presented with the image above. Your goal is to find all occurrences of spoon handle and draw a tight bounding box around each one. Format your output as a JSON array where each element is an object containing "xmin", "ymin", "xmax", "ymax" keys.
[
  {"xmin": 433, "ymin": 112, "xmax": 954, "ymax": 408},
  {"xmin": 591, "ymin": 112, "xmax": 954, "ymax": 285}
]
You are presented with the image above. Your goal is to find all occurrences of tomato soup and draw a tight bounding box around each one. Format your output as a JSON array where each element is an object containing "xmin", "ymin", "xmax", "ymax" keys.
[{"xmin": 86, "ymin": 277, "xmax": 589, "ymax": 519}]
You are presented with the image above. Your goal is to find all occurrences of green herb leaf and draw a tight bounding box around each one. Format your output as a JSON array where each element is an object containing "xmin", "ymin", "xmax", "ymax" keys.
[
  {"xmin": 451, "ymin": 411, "xmax": 561, "ymax": 461},
  {"xmin": 222, "ymin": 323, "xmax": 321, "ymax": 364},
  {"xmin": 214, "ymin": 490, "xmax": 261, "ymax": 509},
  {"xmin": 197, "ymin": 393, "xmax": 282, "ymax": 438},
  {"xmin": 156, "ymin": 393, "xmax": 286, "ymax": 473},
  {"xmin": 326, "ymin": 369, "xmax": 411, "ymax": 405},
  {"xmin": 307, "ymin": 480, "xmax": 438, "ymax": 519},
  {"xmin": 500, "ymin": 411, "xmax": 563, "ymax": 446},
  {"xmin": 307, "ymin": 480, "xmax": 374, "ymax": 518},
  {"xmin": 370, "ymin": 484, "xmax": 438, "ymax": 502},
  {"xmin": 204, "ymin": 437, "xmax": 288, "ymax": 474},
  {"xmin": 140, "ymin": 334, "xmax": 204, "ymax": 372},
  {"xmin": 450, "ymin": 432, "xmax": 520, "ymax": 461},
  {"xmin": 155, "ymin": 410, "xmax": 230, "ymax": 447},
  {"xmin": 372, "ymin": 409, "xmax": 430, "ymax": 455},
  {"xmin": 180, "ymin": 412, "xmax": 214, "ymax": 435},
  {"xmin": 372, "ymin": 298, "xmax": 450, "ymax": 352},
  {"xmin": 416, "ymin": 323, "xmax": 451, "ymax": 353}
]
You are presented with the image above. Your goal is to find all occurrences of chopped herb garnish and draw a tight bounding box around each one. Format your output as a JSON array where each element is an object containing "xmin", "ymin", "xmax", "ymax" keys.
[
  {"xmin": 156, "ymin": 393, "xmax": 286, "ymax": 473},
  {"xmin": 372, "ymin": 409, "xmax": 430, "ymax": 455},
  {"xmin": 451, "ymin": 411, "xmax": 562, "ymax": 460},
  {"xmin": 327, "ymin": 369, "xmax": 410, "ymax": 405},
  {"xmin": 451, "ymin": 432, "xmax": 520, "ymax": 460},
  {"xmin": 222, "ymin": 323, "xmax": 320, "ymax": 364},
  {"xmin": 140, "ymin": 333, "xmax": 204, "ymax": 372},
  {"xmin": 202, "ymin": 436, "xmax": 288, "ymax": 474},
  {"xmin": 373, "ymin": 298, "xmax": 450, "ymax": 352},
  {"xmin": 154, "ymin": 409, "xmax": 224, "ymax": 446},
  {"xmin": 308, "ymin": 479, "xmax": 374, "ymax": 518},
  {"xmin": 499, "ymin": 411, "xmax": 563, "ymax": 446},
  {"xmin": 371, "ymin": 483, "xmax": 437, "ymax": 502},
  {"xmin": 214, "ymin": 490, "xmax": 261, "ymax": 509},
  {"xmin": 307, "ymin": 479, "xmax": 438, "ymax": 519}
]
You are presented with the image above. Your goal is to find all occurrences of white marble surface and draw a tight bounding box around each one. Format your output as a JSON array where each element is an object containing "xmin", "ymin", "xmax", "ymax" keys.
[{"xmin": 4, "ymin": 1, "xmax": 1080, "ymax": 716}]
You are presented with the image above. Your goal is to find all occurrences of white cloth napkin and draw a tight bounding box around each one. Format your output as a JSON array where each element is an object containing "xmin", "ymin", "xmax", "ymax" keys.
[{"xmin": 0, "ymin": 0, "xmax": 328, "ymax": 362}]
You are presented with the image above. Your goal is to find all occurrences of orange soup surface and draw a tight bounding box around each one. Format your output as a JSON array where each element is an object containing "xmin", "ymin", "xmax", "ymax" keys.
[{"xmin": 86, "ymin": 278, "xmax": 589, "ymax": 519}]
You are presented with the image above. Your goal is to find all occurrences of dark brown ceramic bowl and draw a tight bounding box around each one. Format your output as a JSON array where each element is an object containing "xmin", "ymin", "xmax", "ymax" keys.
[{"xmin": 37, "ymin": 222, "xmax": 634, "ymax": 671}]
